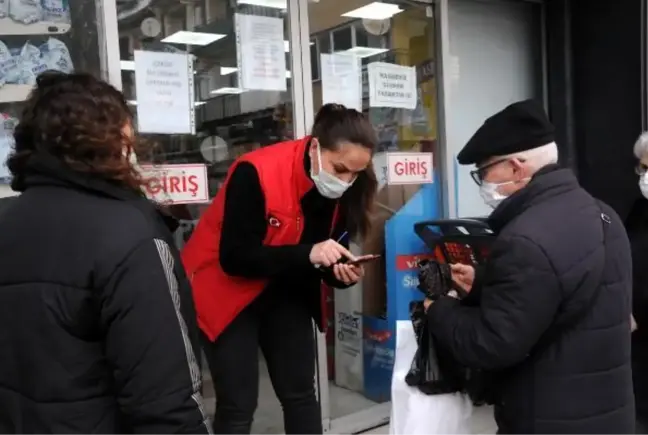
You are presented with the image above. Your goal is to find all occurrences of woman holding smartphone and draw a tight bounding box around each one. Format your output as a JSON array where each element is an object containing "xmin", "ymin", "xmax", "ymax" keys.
[{"xmin": 182, "ymin": 103, "xmax": 378, "ymax": 434}]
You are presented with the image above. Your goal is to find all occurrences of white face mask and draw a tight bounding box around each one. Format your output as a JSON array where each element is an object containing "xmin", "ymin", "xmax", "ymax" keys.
[
  {"xmin": 479, "ymin": 177, "xmax": 530, "ymax": 209},
  {"xmin": 310, "ymin": 142, "xmax": 354, "ymax": 199},
  {"xmin": 479, "ymin": 180, "xmax": 513, "ymax": 209},
  {"xmin": 639, "ymin": 173, "xmax": 648, "ymax": 199}
]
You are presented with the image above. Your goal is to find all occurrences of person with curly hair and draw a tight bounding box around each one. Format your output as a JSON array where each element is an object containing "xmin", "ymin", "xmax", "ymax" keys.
[{"xmin": 0, "ymin": 71, "xmax": 211, "ymax": 434}]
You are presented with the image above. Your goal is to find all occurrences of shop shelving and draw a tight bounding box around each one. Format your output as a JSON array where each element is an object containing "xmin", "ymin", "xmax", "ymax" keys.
[
  {"xmin": 0, "ymin": 85, "xmax": 32, "ymax": 104},
  {"xmin": 0, "ymin": 18, "xmax": 70, "ymax": 36}
]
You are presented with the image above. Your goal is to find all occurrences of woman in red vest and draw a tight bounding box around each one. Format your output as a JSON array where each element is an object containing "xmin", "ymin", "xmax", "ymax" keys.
[{"xmin": 182, "ymin": 104, "xmax": 378, "ymax": 434}]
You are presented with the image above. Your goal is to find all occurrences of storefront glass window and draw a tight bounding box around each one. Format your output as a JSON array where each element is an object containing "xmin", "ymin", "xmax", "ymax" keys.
[
  {"xmin": 0, "ymin": 0, "xmax": 105, "ymax": 204},
  {"xmin": 118, "ymin": 0, "xmax": 294, "ymax": 234},
  {"xmin": 446, "ymin": 0, "xmax": 543, "ymax": 218},
  {"xmin": 116, "ymin": 0, "xmax": 294, "ymax": 432},
  {"xmin": 305, "ymin": 0, "xmax": 442, "ymax": 425}
]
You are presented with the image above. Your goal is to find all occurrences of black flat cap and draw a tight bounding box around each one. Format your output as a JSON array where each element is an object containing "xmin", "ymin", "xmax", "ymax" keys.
[{"xmin": 457, "ymin": 99, "xmax": 555, "ymax": 165}]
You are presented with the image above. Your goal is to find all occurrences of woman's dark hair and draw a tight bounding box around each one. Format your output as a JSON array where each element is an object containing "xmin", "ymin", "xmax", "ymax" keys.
[
  {"xmin": 312, "ymin": 103, "xmax": 378, "ymax": 239},
  {"xmin": 8, "ymin": 71, "xmax": 144, "ymax": 192}
]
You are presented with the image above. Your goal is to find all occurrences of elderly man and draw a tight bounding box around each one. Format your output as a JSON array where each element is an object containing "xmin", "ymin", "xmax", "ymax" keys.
[{"xmin": 426, "ymin": 100, "xmax": 635, "ymax": 433}]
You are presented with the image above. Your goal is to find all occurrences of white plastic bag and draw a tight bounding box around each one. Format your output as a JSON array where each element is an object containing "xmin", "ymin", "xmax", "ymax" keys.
[
  {"xmin": 15, "ymin": 42, "xmax": 48, "ymax": 85},
  {"xmin": 0, "ymin": 0, "xmax": 8, "ymax": 18},
  {"xmin": 0, "ymin": 113, "xmax": 17, "ymax": 181},
  {"xmin": 41, "ymin": 38, "xmax": 74, "ymax": 73},
  {"xmin": 41, "ymin": 0, "xmax": 70, "ymax": 23},
  {"xmin": 390, "ymin": 320, "xmax": 473, "ymax": 435},
  {"xmin": 8, "ymin": 0, "xmax": 42, "ymax": 24}
]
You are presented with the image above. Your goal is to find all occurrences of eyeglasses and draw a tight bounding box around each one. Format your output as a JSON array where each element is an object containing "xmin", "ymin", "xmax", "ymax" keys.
[{"xmin": 469, "ymin": 159, "xmax": 508, "ymax": 186}]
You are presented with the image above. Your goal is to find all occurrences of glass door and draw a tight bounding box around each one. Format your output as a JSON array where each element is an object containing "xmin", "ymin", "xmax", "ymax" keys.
[
  {"xmin": 114, "ymin": 0, "xmax": 299, "ymax": 432},
  {"xmin": 295, "ymin": 0, "xmax": 444, "ymax": 431}
]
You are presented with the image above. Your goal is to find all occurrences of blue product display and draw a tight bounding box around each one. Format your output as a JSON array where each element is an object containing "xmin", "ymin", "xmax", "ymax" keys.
[{"xmin": 362, "ymin": 176, "xmax": 442, "ymax": 403}]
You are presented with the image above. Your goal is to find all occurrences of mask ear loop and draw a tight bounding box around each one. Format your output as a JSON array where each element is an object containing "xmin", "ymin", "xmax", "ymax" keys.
[{"xmin": 316, "ymin": 141, "xmax": 324, "ymax": 176}]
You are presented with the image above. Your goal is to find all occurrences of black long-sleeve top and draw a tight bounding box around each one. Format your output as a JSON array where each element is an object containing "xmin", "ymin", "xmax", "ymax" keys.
[{"xmin": 218, "ymin": 147, "xmax": 351, "ymax": 324}]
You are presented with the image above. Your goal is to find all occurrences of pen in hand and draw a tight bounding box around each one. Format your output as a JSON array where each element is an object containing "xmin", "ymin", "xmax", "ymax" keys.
[{"xmin": 314, "ymin": 231, "xmax": 349, "ymax": 269}]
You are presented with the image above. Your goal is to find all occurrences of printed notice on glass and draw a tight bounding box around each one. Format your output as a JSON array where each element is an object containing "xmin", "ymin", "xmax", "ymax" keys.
[
  {"xmin": 134, "ymin": 51, "xmax": 195, "ymax": 134},
  {"xmin": 320, "ymin": 53, "xmax": 362, "ymax": 111},
  {"xmin": 235, "ymin": 13, "xmax": 287, "ymax": 92},
  {"xmin": 368, "ymin": 62, "xmax": 417, "ymax": 110}
]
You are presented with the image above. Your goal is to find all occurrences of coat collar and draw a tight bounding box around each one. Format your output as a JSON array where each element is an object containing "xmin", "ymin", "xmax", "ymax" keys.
[
  {"xmin": 488, "ymin": 164, "xmax": 579, "ymax": 233},
  {"xmin": 16, "ymin": 153, "xmax": 179, "ymax": 233}
]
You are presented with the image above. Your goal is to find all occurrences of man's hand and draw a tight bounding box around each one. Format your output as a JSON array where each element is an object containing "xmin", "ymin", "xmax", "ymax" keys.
[{"xmin": 450, "ymin": 263, "xmax": 475, "ymax": 293}]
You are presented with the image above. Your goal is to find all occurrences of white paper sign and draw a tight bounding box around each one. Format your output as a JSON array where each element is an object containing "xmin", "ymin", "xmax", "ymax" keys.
[
  {"xmin": 386, "ymin": 152, "xmax": 433, "ymax": 185},
  {"xmin": 368, "ymin": 62, "xmax": 417, "ymax": 110},
  {"xmin": 235, "ymin": 13, "xmax": 287, "ymax": 92},
  {"xmin": 134, "ymin": 51, "xmax": 195, "ymax": 134},
  {"xmin": 321, "ymin": 53, "xmax": 362, "ymax": 111},
  {"xmin": 140, "ymin": 164, "xmax": 210, "ymax": 204}
]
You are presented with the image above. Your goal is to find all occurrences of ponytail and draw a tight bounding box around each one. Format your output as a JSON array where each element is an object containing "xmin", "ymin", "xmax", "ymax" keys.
[{"xmin": 311, "ymin": 103, "xmax": 378, "ymax": 239}]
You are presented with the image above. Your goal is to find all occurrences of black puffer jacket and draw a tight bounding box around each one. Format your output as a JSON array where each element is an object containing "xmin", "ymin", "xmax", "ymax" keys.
[
  {"xmin": 428, "ymin": 165, "xmax": 635, "ymax": 434},
  {"xmin": 0, "ymin": 154, "xmax": 211, "ymax": 433}
]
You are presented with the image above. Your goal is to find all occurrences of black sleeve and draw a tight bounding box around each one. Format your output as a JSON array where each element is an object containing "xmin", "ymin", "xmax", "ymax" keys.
[
  {"xmin": 219, "ymin": 162, "xmax": 313, "ymax": 278},
  {"xmin": 427, "ymin": 235, "xmax": 561, "ymax": 370},
  {"xmin": 99, "ymin": 239, "xmax": 210, "ymax": 434}
]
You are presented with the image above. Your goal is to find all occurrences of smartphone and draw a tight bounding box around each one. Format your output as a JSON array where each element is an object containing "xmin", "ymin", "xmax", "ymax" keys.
[{"xmin": 346, "ymin": 254, "xmax": 382, "ymax": 266}]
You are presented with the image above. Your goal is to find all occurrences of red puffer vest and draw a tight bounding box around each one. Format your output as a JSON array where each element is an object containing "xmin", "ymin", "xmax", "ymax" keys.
[{"xmin": 182, "ymin": 136, "xmax": 337, "ymax": 341}]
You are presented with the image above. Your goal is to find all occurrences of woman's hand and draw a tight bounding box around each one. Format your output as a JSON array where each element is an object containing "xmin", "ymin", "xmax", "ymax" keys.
[
  {"xmin": 309, "ymin": 239, "xmax": 355, "ymax": 267},
  {"xmin": 333, "ymin": 263, "xmax": 364, "ymax": 285},
  {"xmin": 450, "ymin": 263, "xmax": 475, "ymax": 293}
]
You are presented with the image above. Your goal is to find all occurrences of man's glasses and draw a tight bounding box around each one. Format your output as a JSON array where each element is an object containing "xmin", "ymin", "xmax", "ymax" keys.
[{"xmin": 469, "ymin": 159, "xmax": 508, "ymax": 186}]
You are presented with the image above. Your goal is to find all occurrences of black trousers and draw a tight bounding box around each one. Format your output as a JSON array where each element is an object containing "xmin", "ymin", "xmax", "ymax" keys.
[{"xmin": 201, "ymin": 290, "xmax": 322, "ymax": 434}]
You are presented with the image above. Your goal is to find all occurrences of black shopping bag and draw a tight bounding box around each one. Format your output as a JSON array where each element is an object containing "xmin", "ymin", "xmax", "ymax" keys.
[{"xmin": 404, "ymin": 301, "xmax": 463, "ymax": 395}]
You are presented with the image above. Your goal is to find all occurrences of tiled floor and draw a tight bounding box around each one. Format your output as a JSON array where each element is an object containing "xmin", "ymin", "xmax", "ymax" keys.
[
  {"xmin": 202, "ymin": 354, "xmax": 497, "ymax": 434},
  {"xmin": 202, "ymin": 356, "xmax": 379, "ymax": 433}
]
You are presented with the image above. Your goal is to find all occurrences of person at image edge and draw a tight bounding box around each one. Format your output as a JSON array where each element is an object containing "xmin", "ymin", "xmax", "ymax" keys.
[
  {"xmin": 0, "ymin": 72, "xmax": 210, "ymax": 433},
  {"xmin": 425, "ymin": 99, "xmax": 635, "ymax": 434},
  {"xmin": 625, "ymin": 131, "xmax": 648, "ymax": 433},
  {"xmin": 182, "ymin": 103, "xmax": 378, "ymax": 434}
]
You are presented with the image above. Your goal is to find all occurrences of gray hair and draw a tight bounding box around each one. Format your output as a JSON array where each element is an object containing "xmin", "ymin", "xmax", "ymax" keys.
[
  {"xmin": 633, "ymin": 132, "xmax": 648, "ymax": 159},
  {"xmin": 502, "ymin": 142, "xmax": 559, "ymax": 173}
]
